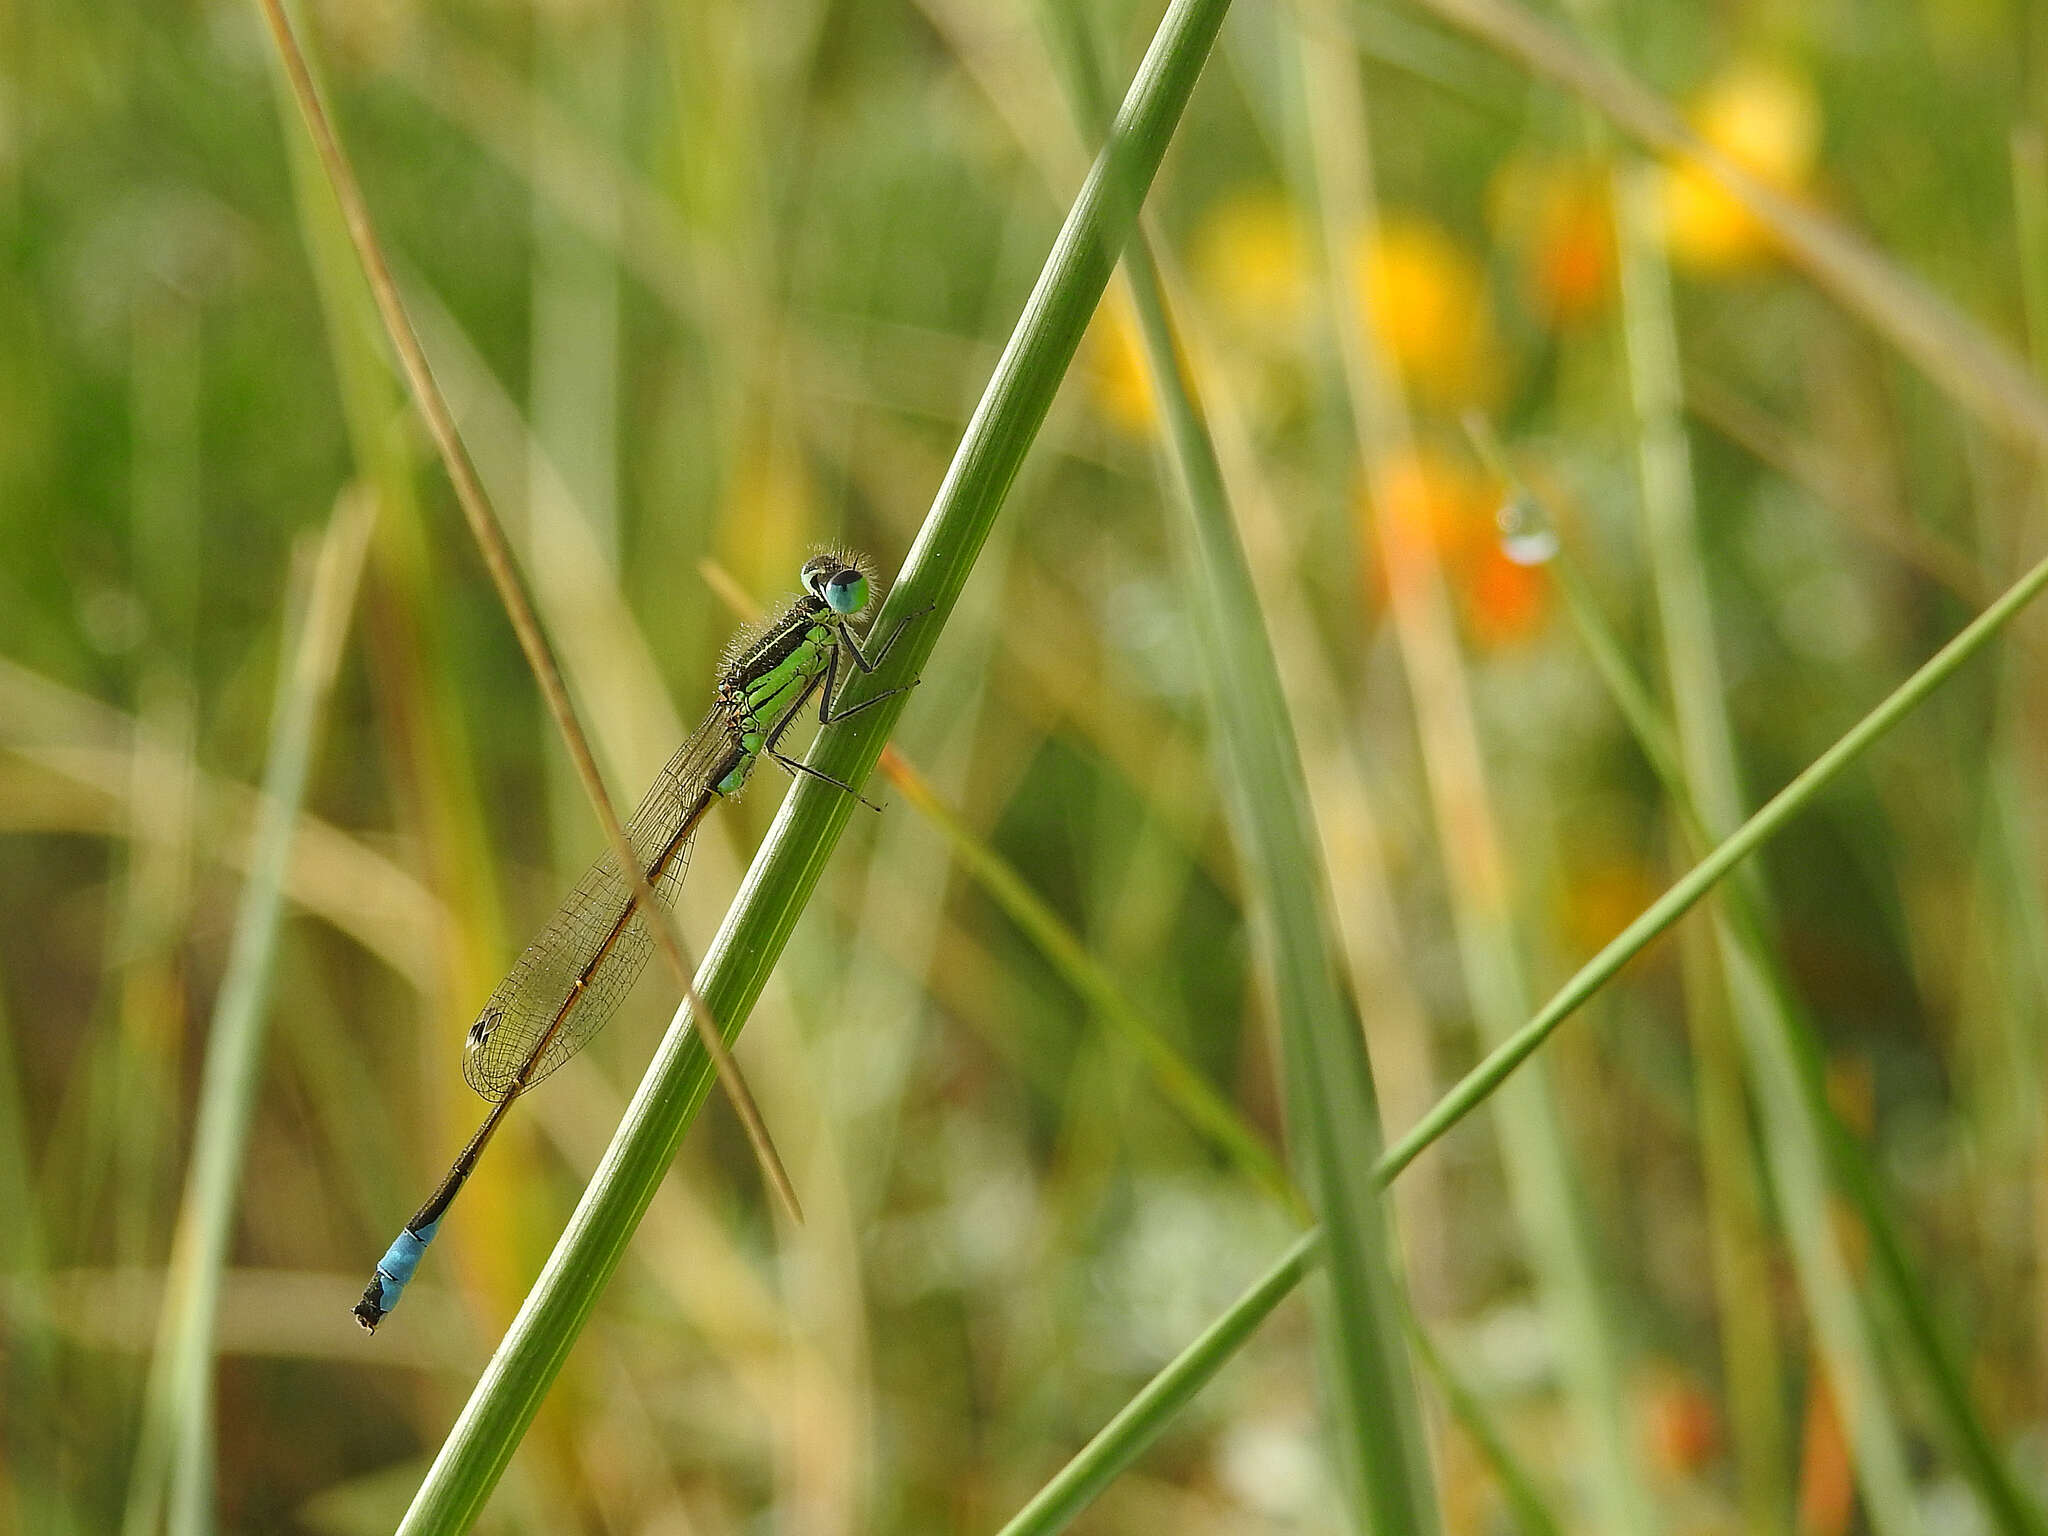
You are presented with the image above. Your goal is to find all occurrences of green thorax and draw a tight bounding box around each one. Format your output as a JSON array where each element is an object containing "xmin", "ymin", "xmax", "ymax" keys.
[{"xmin": 711, "ymin": 594, "xmax": 841, "ymax": 796}]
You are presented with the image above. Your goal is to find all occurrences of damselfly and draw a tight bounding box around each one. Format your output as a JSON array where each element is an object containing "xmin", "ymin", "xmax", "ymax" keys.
[{"xmin": 354, "ymin": 551, "xmax": 916, "ymax": 1332}]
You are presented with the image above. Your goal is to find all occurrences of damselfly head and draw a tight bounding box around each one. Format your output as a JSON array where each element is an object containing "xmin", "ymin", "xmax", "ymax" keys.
[{"xmin": 801, "ymin": 552, "xmax": 871, "ymax": 617}]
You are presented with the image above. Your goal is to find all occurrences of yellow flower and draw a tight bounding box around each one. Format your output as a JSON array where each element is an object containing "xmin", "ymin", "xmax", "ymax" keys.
[
  {"xmin": 1191, "ymin": 190, "xmax": 1312, "ymax": 346},
  {"xmin": 1354, "ymin": 215, "xmax": 1503, "ymax": 409},
  {"xmin": 1084, "ymin": 290, "xmax": 1159, "ymax": 438},
  {"xmin": 1663, "ymin": 61, "xmax": 1822, "ymax": 272}
]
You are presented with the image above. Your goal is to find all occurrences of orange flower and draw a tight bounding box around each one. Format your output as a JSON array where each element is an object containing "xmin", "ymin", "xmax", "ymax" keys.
[
  {"xmin": 1375, "ymin": 447, "xmax": 1471, "ymax": 553},
  {"xmin": 1465, "ymin": 543, "xmax": 1549, "ymax": 647},
  {"xmin": 1365, "ymin": 446, "xmax": 1549, "ymax": 647},
  {"xmin": 1663, "ymin": 61, "xmax": 1822, "ymax": 272},
  {"xmin": 1641, "ymin": 1366, "xmax": 1721, "ymax": 1480},
  {"xmin": 1489, "ymin": 157, "xmax": 1615, "ymax": 327},
  {"xmin": 1354, "ymin": 215, "xmax": 1504, "ymax": 409}
]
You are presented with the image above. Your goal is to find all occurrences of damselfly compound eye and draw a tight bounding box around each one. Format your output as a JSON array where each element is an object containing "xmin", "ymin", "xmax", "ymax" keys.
[{"xmin": 822, "ymin": 568, "xmax": 868, "ymax": 615}]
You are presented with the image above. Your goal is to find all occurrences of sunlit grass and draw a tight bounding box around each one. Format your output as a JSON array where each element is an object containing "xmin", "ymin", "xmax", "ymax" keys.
[{"xmin": 10, "ymin": 0, "xmax": 2048, "ymax": 1533}]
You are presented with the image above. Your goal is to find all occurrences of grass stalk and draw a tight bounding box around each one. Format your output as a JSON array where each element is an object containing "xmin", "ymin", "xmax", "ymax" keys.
[
  {"xmin": 1575, "ymin": 161, "xmax": 2047, "ymax": 1534},
  {"xmin": 1405, "ymin": 1318, "xmax": 1565, "ymax": 1536},
  {"xmin": 1002, "ymin": 431, "xmax": 2048, "ymax": 1535},
  {"xmin": 1611, "ymin": 157, "xmax": 1922, "ymax": 1536},
  {"xmin": 391, "ymin": 2, "xmax": 1235, "ymax": 1526},
  {"xmin": 122, "ymin": 490, "xmax": 374, "ymax": 1536},
  {"xmin": 995, "ymin": 1230, "xmax": 1323, "ymax": 1536},
  {"xmin": 1043, "ymin": 6, "xmax": 1441, "ymax": 1530},
  {"xmin": 1296, "ymin": 13, "xmax": 1652, "ymax": 1531},
  {"xmin": 1376, "ymin": 508, "xmax": 2048, "ymax": 1177},
  {"xmin": 2009, "ymin": 121, "xmax": 2048, "ymax": 1447},
  {"xmin": 881, "ymin": 746, "xmax": 1303, "ymax": 1218},
  {"xmin": 249, "ymin": 0, "xmax": 799, "ymax": 1225}
]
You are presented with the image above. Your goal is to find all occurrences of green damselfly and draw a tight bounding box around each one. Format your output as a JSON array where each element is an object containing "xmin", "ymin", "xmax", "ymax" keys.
[{"xmin": 355, "ymin": 551, "xmax": 917, "ymax": 1332}]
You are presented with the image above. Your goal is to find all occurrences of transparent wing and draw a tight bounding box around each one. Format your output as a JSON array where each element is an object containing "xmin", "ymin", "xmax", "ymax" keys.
[{"xmin": 463, "ymin": 709, "xmax": 736, "ymax": 1101}]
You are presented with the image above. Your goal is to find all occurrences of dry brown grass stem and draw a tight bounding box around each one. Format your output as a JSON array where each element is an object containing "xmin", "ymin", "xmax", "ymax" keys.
[{"xmin": 249, "ymin": 0, "xmax": 801, "ymax": 1223}]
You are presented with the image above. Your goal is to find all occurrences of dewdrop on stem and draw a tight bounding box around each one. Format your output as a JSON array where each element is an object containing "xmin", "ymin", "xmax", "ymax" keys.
[{"xmin": 1496, "ymin": 491, "xmax": 1560, "ymax": 567}]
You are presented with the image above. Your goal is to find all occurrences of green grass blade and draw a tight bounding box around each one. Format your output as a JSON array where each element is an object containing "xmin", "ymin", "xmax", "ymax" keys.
[
  {"xmin": 392, "ymin": 2, "xmax": 1235, "ymax": 1528},
  {"xmin": 995, "ymin": 1230, "xmax": 1323, "ymax": 1536},
  {"xmin": 1513, "ymin": 495, "xmax": 1796, "ymax": 1527},
  {"xmin": 1612, "ymin": 153, "xmax": 2000, "ymax": 1536},
  {"xmin": 1378, "ymin": 523, "xmax": 2048, "ymax": 1184},
  {"xmin": 1558, "ymin": 458, "xmax": 2048, "ymax": 1534},
  {"xmin": 1041, "ymin": 8, "xmax": 1439, "ymax": 1530},
  {"xmin": 1294, "ymin": 22, "xmax": 1651, "ymax": 1532},
  {"xmin": 1405, "ymin": 1318, "xmax": 1565, "ymax": 1536},
  {"xmin": 880, "ymin": 746, "xmax": 1304, "ymax": 1218},
  {"xmin": 1005, "ymin": 492, "xmax": 2048, "ymax": 1525},
  {"xmin": 123, "ymin": 493, "xmax": 374, "ymax": 1536}
]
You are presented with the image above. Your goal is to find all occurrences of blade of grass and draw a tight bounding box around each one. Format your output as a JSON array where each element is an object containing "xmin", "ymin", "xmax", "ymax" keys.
[
  {"xmin": 1673, "ymin": 914, "xmax": 1792, "ymax": 1536},
  {"xmin": 249, "ymin": 0, "xmax": 800, "ymax": 1228},
  {"xmin": 123, "ymin": 488, "xmax": 375, "ymax": 1536},
  {"xmin": 1404, "ymin": 1316, "xmax": 1564, "ymax": 1536},
  {"xmin": 392, "ymin": 2, "xmax": 1236, "ymax": 1527},
  {"xmin": 1471, "ymin": 404, "xmax": 1798, "ymax": 1527},
  {"xmin": 1610, "ymin": 157, "xmax": 1924, "ymax": 1536},
  {"xmin": 881, "ymin": 745, "xmax": 1303, "ymax": 1219},
  {"xmin": 1484, "ymin": 434, "xmax": 1802, "ymax": 1529},
  {"xmin": 997, "ymin": 460, "xmax": 2048, "ymax": 1536},
  {"xmin": 1044, "ymin": 7, "xmax": 1439, "ymax": 1530},
  {"xmin": 0, "ymin": 971, "xmax": 65, "ymax": 1536},
  {"xmin": 1295, "ymin": 12, "xmax": 1654, "ymax": 1530},
  {"xmin": 1380, "ymin": 522, "xmax": 2048, "ymax": 1179},
  {"xmin": 2008, "ymin": 123, "xmax": 2048, "ymax": 1440},
  {"xmin": 996, "ymin": 1229, "xmax": 1323, "ymax": 1536},
  {"xmin": 1488, "ymin": 170, "xmax": 2048, "ymax": 1533},
  {"xmin": 266, "ymin": 61, "xmax": 521, "ymax": 1314}
]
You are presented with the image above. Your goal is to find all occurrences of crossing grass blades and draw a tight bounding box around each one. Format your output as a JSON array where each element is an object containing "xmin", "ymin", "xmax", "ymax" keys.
[{"xmin": 355, "ymin": 551, "xmax": 919, "ymax": 1332}]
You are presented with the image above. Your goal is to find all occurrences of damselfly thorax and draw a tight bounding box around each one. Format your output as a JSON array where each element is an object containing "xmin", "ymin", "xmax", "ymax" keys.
[{"xmin": 355, "ymin": 551, "xmax": 919, "ymax": 1332}]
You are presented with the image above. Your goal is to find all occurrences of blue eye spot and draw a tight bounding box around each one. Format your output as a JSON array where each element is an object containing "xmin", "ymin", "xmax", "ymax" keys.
[{"xmin": 824, "ymin": 570, "xmax": 867, "ymax": 615}]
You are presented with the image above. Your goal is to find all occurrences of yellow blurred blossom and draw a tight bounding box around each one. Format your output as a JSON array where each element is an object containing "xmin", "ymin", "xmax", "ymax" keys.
[
  {"xmin": 1191, "ymin": 190, "xmax": 1312, "ymax": 346},
  {"xmin": 1354, "ymin": 214, "xmax": 1504, "ymax": 409},
  {"xmin": 1663, "ymin": 60, "xmax": 1822, "ymax": 272},
  {"xmin": 1489, "ymin": 157, "xmax": 1615, "ymax": 327},
  {"xmin": 1084, "ymin": 290, "xmax": 1159, "ymax": 438}
]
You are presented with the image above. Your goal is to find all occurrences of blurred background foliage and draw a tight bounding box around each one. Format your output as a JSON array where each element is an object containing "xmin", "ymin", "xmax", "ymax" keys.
[{"xmin": 6, "ymin": 0, "xmax": 2048, "ymax": 1531}]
